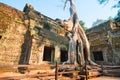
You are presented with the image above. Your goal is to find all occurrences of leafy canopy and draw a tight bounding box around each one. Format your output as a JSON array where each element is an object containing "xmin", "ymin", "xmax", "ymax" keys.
[
  {"xmin": 98, "ymin": 0, "xmax": 120, "ymax": 8},
  {"xmin": 79, "ymin": 20, "xmax": 87, "ymax": 31},
  {"xmin": 98, "ymin": 0, "xmax": 120, "ymax": 21}
]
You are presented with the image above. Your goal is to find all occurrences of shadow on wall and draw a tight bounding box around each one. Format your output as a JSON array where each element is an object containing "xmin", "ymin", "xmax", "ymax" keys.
[{"xmin": 18, "ymin": 29, "xmax": 32, "ymax": 73}]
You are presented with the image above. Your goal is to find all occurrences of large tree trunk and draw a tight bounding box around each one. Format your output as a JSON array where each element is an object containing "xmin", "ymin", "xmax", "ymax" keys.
[{"xmin": 63, "ymin": 0, "xmax": 97, "ymax": 66}]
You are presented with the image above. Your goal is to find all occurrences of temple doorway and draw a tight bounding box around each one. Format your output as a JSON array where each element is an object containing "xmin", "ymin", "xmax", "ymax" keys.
[
  {"xmin": 43, "ymin": 46, "xmax": 55, "ymax": 62},
  {"xmin": 93, "ymin": 51, "xmax": 104, "ymax": 61},
  {"xmin": 0, "ymin": 35, "xmax": 2, "ymax": 39},
  {"xmin": 60, "ymin": 50, "xmax": 68, "ymax": 62}
]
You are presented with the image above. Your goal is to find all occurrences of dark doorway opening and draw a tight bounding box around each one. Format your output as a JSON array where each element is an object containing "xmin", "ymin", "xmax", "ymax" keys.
[
  {"xmin": 60, "ymin": 50, "xmax": 68, "ymax": 62},
  {"xmin": 0, "ymin": 36, "xmax": 2, "ymax": 39},
  {"xmin": 43, "ymin": 46, "xmax": 55, "ymax": 61},
  {"xmin": 93, "ymin": 51, "xmax": 104, "ymax": 61}
]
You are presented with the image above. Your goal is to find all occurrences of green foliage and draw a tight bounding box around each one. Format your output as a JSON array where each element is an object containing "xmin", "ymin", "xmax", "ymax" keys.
[
  {"xmin": 98, "ymin": 0, "xmax": 120, "ymax": 21},
  {"xmin": 79, "ymin": 20, "xmax": 87, "ymax": 31},
  {"xmin": 39, "ymin": 19, "xmax": 60, "ymax": 31},
  {"xmin": 114, "ymin": 10, "xmax": 120, "ymax": 21},
  {"xmin": 112, "ymin": 1, "xmax": 120, "ymax": 8},
  {"xmin": 33, "ymin": 27, "xmax": 39, "ymax": 34},
  {"xmin": 39, "ymin": 20, "xmax": 52, "ymax": 30},
  {"xmin": 98, "ymin": 0, "xmax": 120, "ymax": 8},
  {"xmin": 98, "ymin": 0, "xmax": 109, "ymax": 5}
]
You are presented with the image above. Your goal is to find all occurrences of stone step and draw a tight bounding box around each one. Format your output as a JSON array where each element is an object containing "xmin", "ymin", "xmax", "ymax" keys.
[
  {"xmin": 88, "ymin": 70, "xmax": 102, "ymax": 77},
  {"xmin": 103, "ymin": 69, "xmax": 120, "ymax": 77}
]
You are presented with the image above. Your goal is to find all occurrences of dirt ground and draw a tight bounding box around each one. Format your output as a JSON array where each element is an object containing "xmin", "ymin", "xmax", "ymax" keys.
[
  {"xmin": 0, "ymin": 72, "xmax": 120, "ymax": 80},
  {"xmin": 89, "ymin": 76, "xmax": 120, "ymax": 80}
]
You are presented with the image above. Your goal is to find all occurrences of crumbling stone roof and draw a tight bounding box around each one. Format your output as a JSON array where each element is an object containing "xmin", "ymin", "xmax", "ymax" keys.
[{"xmin": 86, "ymin": 20, "xmax": 113, "ymax": 34}]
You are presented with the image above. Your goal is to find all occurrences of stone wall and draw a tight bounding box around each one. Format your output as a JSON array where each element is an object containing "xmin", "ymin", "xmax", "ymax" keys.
[
  {"xmin": 0, "ymin": 3, "xmax": 27, "ymax": 65},
  {"xmin": 0, "ymin": 3, "xmax": 69, "ymax": 65},
  {"xmin": 86, "ymin": 20, "xmax": 120, "ymax": 65}
]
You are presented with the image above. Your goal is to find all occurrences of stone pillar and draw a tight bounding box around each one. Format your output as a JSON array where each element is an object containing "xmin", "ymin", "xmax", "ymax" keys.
[
  {"xmin": 103, "ymin": 49, "xmax": 108, "ymax": 63},
  {"xmin": 51, "ymin": 49, "xmax": 55, "ymax": 63},
  {"xmin": 29, "ymin": 38, "xmax": 45, "ymax": 65},
  {"xmin": 37, "ymin": 44, "xmax": 44, "ymax": 64},
  {"xmin": 54, "ymin": 45, "xmax": 61, "ymax": 63}
]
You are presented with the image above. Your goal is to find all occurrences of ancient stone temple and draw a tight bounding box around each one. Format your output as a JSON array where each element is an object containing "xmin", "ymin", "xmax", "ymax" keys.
[
  {"xmin": 86, "ymin": 20, "xmax": 120, "ymax": 65},
  {"xmin": 0, "ymin": 3, "xmax": 69, "ymax": 65}
]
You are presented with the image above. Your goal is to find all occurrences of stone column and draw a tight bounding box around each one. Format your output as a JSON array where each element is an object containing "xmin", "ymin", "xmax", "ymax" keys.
[
  {"xmin": 54, "ymin": 45, "xmax": 61, "ymax": 63},
  {"xmin": 51, "ymin": 49, "xmax": 55, "ymax": 63},
  {"xmin": 37, "ymin": 44, "xmax": 44, "ymax": 64},
  {"xmin": 103, "ymin": 49, "xmax": 108, "ymax": 63}
]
